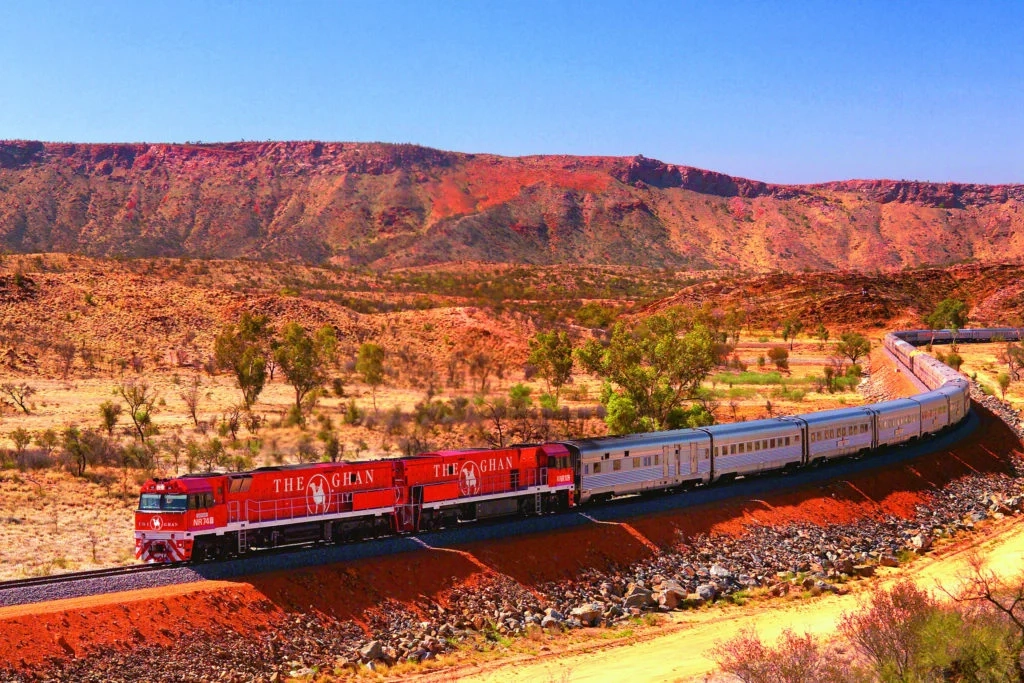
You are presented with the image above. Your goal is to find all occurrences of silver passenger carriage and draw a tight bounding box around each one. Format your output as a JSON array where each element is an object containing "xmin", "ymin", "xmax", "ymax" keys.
[
  {"xmin": 785, "ymin": 408, "xmax": 874, "ymax": 463},
  {"xmin": 911, "ymin": 390, "xmax": 951, "ymax": 436},
  {"xmin": 571, "ymin": 429, "xmax": 711, "ymax": 504},
  {"xmin": 870, "ymin": 398, "xmax": 921, "ymax": 446},
  {"xmin": 700, "ymin": 419, "xmax": 802, "ymax": 481}
]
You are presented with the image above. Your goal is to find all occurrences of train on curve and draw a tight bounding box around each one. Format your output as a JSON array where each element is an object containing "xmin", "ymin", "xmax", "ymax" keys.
[{"xmin": 134, "ymin": 327, "xmax": 996, "ymax": 564}]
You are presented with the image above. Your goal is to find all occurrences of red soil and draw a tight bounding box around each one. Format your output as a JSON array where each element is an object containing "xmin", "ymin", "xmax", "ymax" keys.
[{"xmin": 2, "ymin": 404, "xmax": 1019, "ymax": 676}]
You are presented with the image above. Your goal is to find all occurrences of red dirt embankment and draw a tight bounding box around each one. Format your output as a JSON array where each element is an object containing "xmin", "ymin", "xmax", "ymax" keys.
[{"xmin": 2, "ymin": 405, "xmax": 1019, "ymax": 675}]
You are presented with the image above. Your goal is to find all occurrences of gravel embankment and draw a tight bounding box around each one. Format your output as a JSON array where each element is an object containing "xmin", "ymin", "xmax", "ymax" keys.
[{"xmin": 8, "ymin": 364, "xmax": 1024, "ymax": 681}]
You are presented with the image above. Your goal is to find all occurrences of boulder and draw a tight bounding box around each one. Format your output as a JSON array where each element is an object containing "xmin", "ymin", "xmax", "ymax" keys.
[
  {"xmin": 696, "ymin": 584, "xmax": 717, "ymax": 602},
  {"xmin": 911, "ymin": 534, "xmax": 933, "ymax": 552},
  {"xmin": 544, "ymin": 607, "xmax": 564, "ymax": 619},
  {"xmin": 359, "ymin": 641, "xmax": 383, "ymax": 662},
  {"xmin": 623, "ymin": 593, "xmax": 653, "ymax": 609},
  {"xmin": 657, "ymin": 590, "xmax": 680, "ymax": 610},
  {"xmin": 853, "ymin": 564, "xmax": 876, "ymax": 578},
  {"xmin": 570, "ymin": 603, "xmax": 604, "ymax": 627},
  {"xmin": 880, "ymin": 554, "xmax": 899, "ymax": 567},
  {"xmin": 709, "ymin": 564, "xmax": 732, "ymax": 579}
]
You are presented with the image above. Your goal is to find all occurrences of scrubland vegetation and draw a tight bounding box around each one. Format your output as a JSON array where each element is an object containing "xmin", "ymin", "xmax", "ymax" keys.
[
  {"xmin": 3, "ymin": 255, "xmax": 990, "ymax": 578},
  {"xmin": 713, "ymin": 562, "xmax": 1024, "ymax": 683}
]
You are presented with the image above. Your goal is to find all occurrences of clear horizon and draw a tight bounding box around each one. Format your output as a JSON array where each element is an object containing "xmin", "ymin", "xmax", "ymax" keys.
[{"xmin": 1, "ymin": 1, "xmax": 1021, "ymax": 184}]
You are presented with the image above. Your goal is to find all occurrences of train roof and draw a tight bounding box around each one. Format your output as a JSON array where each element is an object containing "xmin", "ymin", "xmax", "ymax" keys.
[
  {"xmin": 868, "ymin": 397, "xmax": 920, "ymax": 413},
  {"xmin": 567, "ymin": 428, "xmax": 706, "ymax": 451},
  {"xmin": 789, "ymin": 406, "xmax": 874, "ymax": 426},
  {"xmin": 699, "ymin": 418, "xmax": 798, "ymax": 438}
]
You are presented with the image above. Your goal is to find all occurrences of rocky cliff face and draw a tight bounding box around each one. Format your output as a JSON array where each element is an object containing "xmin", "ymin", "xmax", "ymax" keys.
[{"xmin": 1, "ymin": 140, "xmax": 1022, "ymax": 270}]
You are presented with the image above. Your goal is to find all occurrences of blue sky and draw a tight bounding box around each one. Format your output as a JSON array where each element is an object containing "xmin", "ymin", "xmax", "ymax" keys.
[{"xmin": 1, "ymin": 1, "xmax": 1021, "ymax": 183}]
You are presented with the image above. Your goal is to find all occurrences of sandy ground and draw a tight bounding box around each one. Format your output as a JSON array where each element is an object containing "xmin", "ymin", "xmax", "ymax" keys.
[{"xmin": 432, "ymin": 518, "xmax": 1024, "ymax": 683}]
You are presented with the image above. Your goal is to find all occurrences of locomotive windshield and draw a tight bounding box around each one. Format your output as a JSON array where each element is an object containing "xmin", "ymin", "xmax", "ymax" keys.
[{"xmin": 138, "ymin": 493, "xmax": 188, "ymax": 511}]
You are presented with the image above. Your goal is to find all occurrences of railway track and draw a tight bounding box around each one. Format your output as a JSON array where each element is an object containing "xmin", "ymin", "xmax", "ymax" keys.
[{"xmin": 0, "ymin": 561, "xmax": 186, "ymax": 592}]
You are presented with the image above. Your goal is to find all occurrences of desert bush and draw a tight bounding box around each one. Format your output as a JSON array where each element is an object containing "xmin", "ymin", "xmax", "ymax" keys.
[{"xmin": 711, "ymin": 627, "xmax": 855, "ymax": 683}]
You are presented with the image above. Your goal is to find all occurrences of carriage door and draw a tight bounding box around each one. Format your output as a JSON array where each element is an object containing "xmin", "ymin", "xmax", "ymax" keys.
[
  {"xmin": 662, "ymin": 446, "xmax": 669, "ymax": 478},
  {"xmin": 674, "ymin": 445, "xmax": 681, "ymax": 478},
  {"xmin": 690, "ymin": 443, "xmax": 698, "ymax": 474}
]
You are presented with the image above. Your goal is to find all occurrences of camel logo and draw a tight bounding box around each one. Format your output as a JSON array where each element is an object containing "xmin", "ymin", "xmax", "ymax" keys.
[
  {"xmin": 306, "ymin": 474, "xmax": 331, "ymax": 515},
  {"xmin": 459, "ymin": 462, "xmax": 481, "ymax": 496},
  {"xmin": 151, "ymin": 515, "xmax": 163, "ymax": 531}
]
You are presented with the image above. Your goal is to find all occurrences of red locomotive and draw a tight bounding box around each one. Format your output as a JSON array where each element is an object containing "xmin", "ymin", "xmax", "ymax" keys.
[{"xmin": 135, "ymin": 444, "xmax": 575, "ymax": 563}]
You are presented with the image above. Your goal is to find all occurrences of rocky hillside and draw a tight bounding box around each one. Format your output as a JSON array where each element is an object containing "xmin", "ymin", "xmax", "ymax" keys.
[{"xmin": 1, "ymin": 140, "xmax": 1022, "ymax": 270}]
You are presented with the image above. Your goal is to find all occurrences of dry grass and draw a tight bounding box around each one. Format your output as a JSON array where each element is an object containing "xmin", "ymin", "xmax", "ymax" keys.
[{"xmin": 0, "ymin": 469, "xmax": 136, "ymax": 579}]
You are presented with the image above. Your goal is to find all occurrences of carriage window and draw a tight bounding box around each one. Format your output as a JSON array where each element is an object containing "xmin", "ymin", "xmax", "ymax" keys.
[
  {"xmin": 654, "ymin": 454, "xmax": 660, "ymax": 466},
  {"xmin": 762, "ymin": 440, "xmax": 768, "ymax": 449},
  {"xmin": 584, "ymin": 464, "xmax": 590, "ymax": 475},
  {"xmin": 714, "ymin": 446, "xmax": 719, "ymax": 457},
  {"xmin": 613, "ymin": 460, "xmax": 622, "ymax": 471},
  {"xmin": 644, "ymin": 456, "xmax": 651, "ymax": 466},
  {"xmin": 633, "ymin": 457, "xmax": 640, "ymax": 468},
  {"xmin": 754, "ymin": 440, "xmax": 761, "ymax": 451},
  {"xmin": 730, "ymin": 444, "xmax": 737, "ymax": 455},
  {"xmin": 738, "ymin": 443, "xmax": 745, "ymax": 454},
  {"xmin": 794, "ymin": 434, "xmax": 800, "ymax": 442},
  {"xmin": 593, "ymin": 462, "xmax": 602, "ymax": 474},
  {"xmin": 769, "ymin": 439, "xmax": 776, "ymax": 448},
  {"xmin": 603, "ymin": 452, "xmax": 610, "ymax": 460},
  {"xmin": 785, "ymin": 437, "xmax": 791, "ymax": 446}
]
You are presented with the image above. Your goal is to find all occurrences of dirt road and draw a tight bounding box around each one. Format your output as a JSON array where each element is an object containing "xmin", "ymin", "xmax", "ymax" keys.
[{"xmin": 437, "ymin": 519, "xmax": 1024, "ymax": 683}]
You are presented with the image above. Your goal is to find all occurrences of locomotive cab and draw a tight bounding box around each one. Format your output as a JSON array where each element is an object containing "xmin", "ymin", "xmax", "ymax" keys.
[{"xmin": 135, "ymin": 478, "xmax": 219, "ymax": 563}]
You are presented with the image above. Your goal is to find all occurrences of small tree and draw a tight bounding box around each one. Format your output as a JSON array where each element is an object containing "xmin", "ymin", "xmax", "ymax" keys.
[
  {"xmin": 946, "ymin": 352, "xmax": 964, "ymax": 372},
  {"xmin": 815, "ymin": 322, "xmax": 830, "ymax": 349},
  {"xmin": 1001, "ymin": 342, "xmax": 1024, "ymax": 381},
  {"xmin": 214, "ymin": 312, "xmax": 272, "ymax": 409},
  {"xmin": 34, "ymin": 428, "xmax": 59, "ymax": 461},
  {"xmin": 117, "ymin": 380, "xmax": 157, "ymax": 443},
  {"xmin": 527, "ymin": 330, "xmax": 574, "ymax": 398},
  {"xmin": 468, "ymin": 351, "xmax": 493, "ymax": 394},
  {"xmin": 274, "ymin": 322, "xmax": 334, "ymax": 424},
  {"xmin": 54, "ymin": 341, "xmax": 76, "ymax": 379},
  {"xmin": 836, "ymin": 332, "xmax": 871, "ymax": 366},
  {"xmin": 61, "ymin": 426, "xmax": 88, "ymax": 477},
  {"xmin": 356, "ymin": 342, "xmax": 386, "ymax": 412},
  {"xmin": 945, "ymin": 553, "xmax": 1024, "ymax": 682},
  {"xmin": 838, "ymin": 581, "xmax": 933, "ymax": 682},
  {"xmin": 10, "ymin": 428, "xmax": 31, "ymax": 470},
  {"xmin": 179, "ymin": 374, "xmax": 203, "ymax": 427},
  {"xmin": 767, "ymin": 346, "xmax": 789, "ymax": 372},
  {"xmin": 925, "ymin": 297, "xmax": 969, "ymax": 347},
  {"xmin": 998, "ymin": 372, "xmax": 1012, "ymax": 399},
  {"xmin": 99, "ymin": 400, "xmax": 122, "ymax": 437},
  {"xmin": 781, "ymin": 318, "xmax": 804, "ymax": 351},
  {"xmin": 475, "ymin": 396, "xmax": 509, "ymax": 447},
  {"xmin": 1, "ymin": 382, "xmax": 36, "ymax": 414}
]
